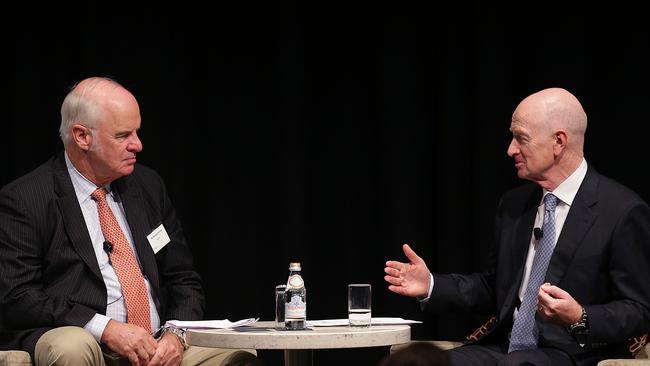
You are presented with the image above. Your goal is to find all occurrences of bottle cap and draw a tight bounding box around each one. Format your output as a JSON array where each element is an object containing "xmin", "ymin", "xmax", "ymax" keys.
[{"xmin": 289, "ymin": 262, "xmax": 301, "ymax": 271}]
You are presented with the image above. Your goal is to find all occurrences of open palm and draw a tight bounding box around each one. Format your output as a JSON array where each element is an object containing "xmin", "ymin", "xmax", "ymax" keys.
[{"xmin": 384, "ymin": 244, "xmax": 431, "ymax": 298}]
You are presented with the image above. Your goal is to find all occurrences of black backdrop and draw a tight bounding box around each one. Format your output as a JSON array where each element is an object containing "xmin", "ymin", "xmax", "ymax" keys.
[{"xmin": 3, "ymin": 4, "xmax": 650, "ymax": 365}]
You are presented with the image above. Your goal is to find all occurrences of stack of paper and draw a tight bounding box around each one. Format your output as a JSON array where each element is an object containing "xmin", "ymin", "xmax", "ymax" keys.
[{"xmin": 166, "ymin": 318, "xmax": 259, "ymax": 329}]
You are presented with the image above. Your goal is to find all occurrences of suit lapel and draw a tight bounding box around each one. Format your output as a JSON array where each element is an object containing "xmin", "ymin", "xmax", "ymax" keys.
[
  {"xmin": 545, "ymin": 167, "xmax": 598, "ymax": 285},
  {"xmin": 113, "ymin": 175, "xmax": 160, "ymax": 294},
  {"xmin": 53, "ymin": 153, "xmax": 103, "ymax": 280},
  {"xmin": 512, "ymin": 194, "xmax": 540, "ymax": 274}
]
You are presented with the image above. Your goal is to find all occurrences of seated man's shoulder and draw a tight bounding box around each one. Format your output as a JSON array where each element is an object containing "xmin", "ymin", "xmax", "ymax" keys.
[
  {"xmin": 0, "ymin": 156, "xmax": 57, "ymax": 198},
  {"xmin": 596, "ymin": 174, "xmax": 648, "ymax": 211}
]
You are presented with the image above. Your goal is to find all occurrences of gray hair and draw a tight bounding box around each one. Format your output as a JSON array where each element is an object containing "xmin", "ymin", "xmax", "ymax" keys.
[{"xmin": 59, "ymin": 77, "xmax": 122, "ymax": 145}]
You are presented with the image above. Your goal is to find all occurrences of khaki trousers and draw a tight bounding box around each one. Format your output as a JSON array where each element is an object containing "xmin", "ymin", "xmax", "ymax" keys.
[{"xmin": 34, "ymin": 326, "xmax": 260, "ymax": 366}]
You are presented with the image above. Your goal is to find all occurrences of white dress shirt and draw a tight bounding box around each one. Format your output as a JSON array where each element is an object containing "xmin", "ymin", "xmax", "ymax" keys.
[
  {"xmin": 65, "ymin": 153, "xmax": 160, "ymax": 341},
  {"xmin": 516, "ymin": 158, "xmax": 587, "ymax": 309}
]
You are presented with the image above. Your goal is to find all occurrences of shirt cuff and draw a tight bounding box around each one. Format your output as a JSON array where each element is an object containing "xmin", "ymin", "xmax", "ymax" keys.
[
  {"xmin": 84, "ymin": 313, "xmax": 112, "ymax": 342},
  {"xmin": 417, "ymin": 273, "xmax": 435, "ymax": 303}
]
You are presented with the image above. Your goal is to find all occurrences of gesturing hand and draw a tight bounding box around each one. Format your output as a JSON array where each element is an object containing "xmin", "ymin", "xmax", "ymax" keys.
[
  {"xmin": 101, "ymin": 320, "xmax": 157, "ymax": 366},
  {"xmin": 384, "ymin": 244, "xmax": 431, "ymax": 298}
]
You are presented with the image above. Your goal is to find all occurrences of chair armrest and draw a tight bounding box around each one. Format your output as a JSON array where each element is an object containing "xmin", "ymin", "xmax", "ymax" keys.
[
  {"xmin": 597, "ymin": 361, "xmax": 650, "ymax": 366},
  {"xmin": 0, "ymin": 350, "xmax": 32, "ymax": 365}
]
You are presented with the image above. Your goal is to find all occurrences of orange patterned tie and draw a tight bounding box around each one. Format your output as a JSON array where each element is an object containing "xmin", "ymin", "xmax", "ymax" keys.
[{"xmin": 91, "ymin": 187, "xmax": 151, "ymax": 331}]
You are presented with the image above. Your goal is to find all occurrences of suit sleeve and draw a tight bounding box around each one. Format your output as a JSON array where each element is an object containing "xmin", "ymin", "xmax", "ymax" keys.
[
  {"xmin": 426, "ymin": 272, "xmax": 497, "ymax": 315},
  {"xmin": 0, "ymin": 186, "xmax": 97, "ymax": 330},
  {"xmin": 587, "ymin": 202, "xmax": 650, "ymax": 343}
]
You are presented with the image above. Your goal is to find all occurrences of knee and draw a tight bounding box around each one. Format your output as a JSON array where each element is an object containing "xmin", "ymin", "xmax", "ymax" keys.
[
  {"xmin": 35, "ymin": 327, "xmax": 102, "ymax": 366},
  {"xmin": 498, "ymin": 352, "xmax": 535, "ymax": 366},
  {"xmin": 222, "ymin": 350, "xmax": 263, "ymax": 366}
]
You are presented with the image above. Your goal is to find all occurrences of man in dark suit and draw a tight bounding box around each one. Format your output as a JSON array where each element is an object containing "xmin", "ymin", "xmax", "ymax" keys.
[
  {"xmin": 0, "ymin": 77, "xmax": 260, "ymax": 366},
  {"xmin": 384, "ymin": 88, "xmax": 650, "ymax": 365}
]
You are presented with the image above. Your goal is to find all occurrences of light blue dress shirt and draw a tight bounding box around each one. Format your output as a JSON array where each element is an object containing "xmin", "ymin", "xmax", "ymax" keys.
[{"xmin": 65, "ymin": 153, "xmax": 160, "ymax": 341}]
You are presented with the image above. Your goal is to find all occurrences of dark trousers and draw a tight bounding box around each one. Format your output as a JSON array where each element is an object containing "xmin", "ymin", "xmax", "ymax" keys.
[{"xmin": 448, "ymin": 343, "xmax": 575, "ymax": 366}]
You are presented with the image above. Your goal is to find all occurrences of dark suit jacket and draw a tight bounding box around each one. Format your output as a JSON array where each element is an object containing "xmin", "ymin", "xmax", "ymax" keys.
[
  {"xmin": 426, "ymin": 166, "xmax": 650, "ymax": 365},
  {"xmin": 0, "ymin": 152, "xmax": 205, "ymax": 357}
]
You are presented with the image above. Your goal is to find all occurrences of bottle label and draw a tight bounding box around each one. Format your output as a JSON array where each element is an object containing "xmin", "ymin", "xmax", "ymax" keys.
[
  {"xmin": 287, "ymin": 275, "xmax": 304, "ymax": 289},
  {"xmin": 285, "ymin": 294, "xmax": 306, "ymax": 319}
]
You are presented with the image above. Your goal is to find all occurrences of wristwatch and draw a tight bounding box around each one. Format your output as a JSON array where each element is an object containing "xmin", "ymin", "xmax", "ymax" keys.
[
  {"xmin": 567, "ymin": 307, "xmax": 589, "ymax": 348},
  {"xmin": 154, "ymin": 326, "xmax": 189, "ymax": 350}
]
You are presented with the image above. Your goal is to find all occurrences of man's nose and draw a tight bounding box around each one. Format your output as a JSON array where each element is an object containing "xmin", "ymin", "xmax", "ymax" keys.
[
  {"xmin": 128, "ymin": 133, "xmax": 143, "ymax": 152},
  {"xmin": 507, "ymin": 139, "xmax": 518, "ymax": 157}
]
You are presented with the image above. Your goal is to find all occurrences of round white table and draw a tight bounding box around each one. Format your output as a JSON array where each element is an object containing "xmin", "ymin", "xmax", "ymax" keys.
[{"xmin": 187, "ymin": 321, "xmax": 411, "ymax": 366}]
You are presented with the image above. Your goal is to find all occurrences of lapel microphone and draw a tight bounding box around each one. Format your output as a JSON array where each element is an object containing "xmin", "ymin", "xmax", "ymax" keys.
[
  {"xmin": 103, "ymin": 240, "xmax": 147, "ymax": 275},
  {"xmin": 103, "ymin": 241, "xmax": 113, "ymax": 265},
  {"xmin": 533, "ymin": 227, "xmax": 543, "ymax": 240},
  {"xmin": 103, "ymin": 241, "xmax": 113, "ymax": 254}
]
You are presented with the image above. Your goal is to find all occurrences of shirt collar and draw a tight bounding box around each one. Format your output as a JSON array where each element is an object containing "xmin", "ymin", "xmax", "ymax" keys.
[
  {"xmin": 64, "ymin": 152, "xmax": 112, "ymax": 203},
  {"xmin": 542, "ymin": 158, "xmax": 588, "ymax": 207}
]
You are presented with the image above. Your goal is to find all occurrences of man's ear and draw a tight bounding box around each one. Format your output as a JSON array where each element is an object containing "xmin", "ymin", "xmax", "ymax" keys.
[
  {"xmin": 71, "ymin": 124, "xmax": 93, "ymax": 151},
  {"xmin": 553, "ymin": 130, "xmax": 568, "ymax": 156}
]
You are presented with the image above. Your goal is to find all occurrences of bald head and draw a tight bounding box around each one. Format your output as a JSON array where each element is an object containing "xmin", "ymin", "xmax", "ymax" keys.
[
  {"xmin": 507, "ymin": 87, "xmax": 588, "ymax": 189},
  {"xmin": 59, "ymin": 77, "xmax": 138, "ymax": 145},
  {"xmin": 514, "ymin": 87, "xmax": 588, "ymax": 153}
]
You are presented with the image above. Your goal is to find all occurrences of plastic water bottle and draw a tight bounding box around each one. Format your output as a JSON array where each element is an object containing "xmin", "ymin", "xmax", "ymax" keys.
[{"xmin": 285, "ymin": 262, "xmax": 306, "ymax": 330}]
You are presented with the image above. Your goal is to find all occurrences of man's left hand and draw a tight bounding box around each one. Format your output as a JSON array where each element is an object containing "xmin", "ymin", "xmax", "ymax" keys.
[
  {"xmin": 148, "ymin": 333, "xmax": 184, "ymax": 366},
  {"xmin": 537, "ymin": 283, "xmax": 583, "ymax": 325}
]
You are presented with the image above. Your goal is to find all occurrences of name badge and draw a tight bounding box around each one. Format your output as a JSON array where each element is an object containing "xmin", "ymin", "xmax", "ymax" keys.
[{"xmin": 147, "ymin": 224, "xmax": 171, "ymax": 253}]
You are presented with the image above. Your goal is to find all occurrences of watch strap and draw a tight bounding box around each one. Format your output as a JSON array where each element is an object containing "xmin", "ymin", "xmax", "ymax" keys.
[
  {"xmin": 568, "ymin": 307, "xmax": 588, "ymax": 333},
  {"xmin": 155, "ymin": 326, "xmax": 189, "ymax": 350}
]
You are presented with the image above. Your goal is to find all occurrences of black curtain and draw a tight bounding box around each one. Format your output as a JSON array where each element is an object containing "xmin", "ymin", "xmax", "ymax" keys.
[{"xmin": 3, "ymin": 4, "xmax": 650, "ymax": 365}]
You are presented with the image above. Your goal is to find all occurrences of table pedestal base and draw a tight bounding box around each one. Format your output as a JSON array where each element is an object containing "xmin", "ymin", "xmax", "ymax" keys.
[{"xmin": 284, "ymin": 349, "xmax": 312, "ymax": 366}]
